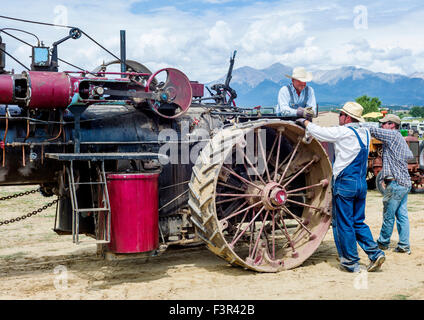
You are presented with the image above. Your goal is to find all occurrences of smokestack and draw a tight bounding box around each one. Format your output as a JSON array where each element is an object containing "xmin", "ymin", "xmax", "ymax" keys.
[{"xmin": 0, "ymin": 36, "xmax": 6, "ymax": 73}]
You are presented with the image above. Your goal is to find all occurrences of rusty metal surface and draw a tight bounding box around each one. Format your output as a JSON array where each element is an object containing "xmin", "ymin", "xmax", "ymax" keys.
[
  {"xmin": 0, "ymin": 74, "xmax": 13, "ymax": 104},
  {"xmin": 45, "ymin": 152, "xmax": 168, "ymax": 161},
  {"xmin": 28, "ymin": 71, "xmax": 72, "ymax": 109},
  {"xmin": 188, "ymin": 119, "xmax": 333, "ymax": 272},
  {"xmin": 146, "ymin": 68, "xmax": 193, "ymax": 119}
]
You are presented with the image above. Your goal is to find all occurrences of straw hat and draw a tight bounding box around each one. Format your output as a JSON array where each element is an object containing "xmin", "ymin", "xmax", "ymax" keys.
[
  {"xmin": 379, "ymin": 113, "xmax": 401, "ymax": 125},
  {"xmin": 339, "ymin": 101, "xmax": 365, "ymax": 123},
  {"xmin": 285, "ymin": 67, "xmax": 313, "ymax": 82}
]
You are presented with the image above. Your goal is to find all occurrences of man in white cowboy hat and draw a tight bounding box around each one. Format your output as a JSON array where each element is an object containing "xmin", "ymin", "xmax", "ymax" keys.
[
  {"xmin": 276, "ymin": 66, "xmax": 317, "ymax": 119},
  {"xmin": 296, "ymin": 101, "xmax": 386, "ymax": 273}
]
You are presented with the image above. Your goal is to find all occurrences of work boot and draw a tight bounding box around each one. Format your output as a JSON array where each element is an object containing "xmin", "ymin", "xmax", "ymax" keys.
[
  {"xmin": 377, "ymin": 242, "xmax": 388, "ymax": 250},
  {"xmin": 367, "ymin": 254, "xmax": 385, "ymax": 272},
  {"xmin": 393, "ymin": 247, "xmax": 411, "ymax": 255}
]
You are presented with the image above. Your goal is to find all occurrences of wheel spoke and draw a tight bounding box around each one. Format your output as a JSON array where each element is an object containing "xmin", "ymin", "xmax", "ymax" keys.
[
  {"xmin": 220, "ymin": 200, "xmax": 248, "ymax": 219},
  {"xmin": 230, "ymin": 206, "xmax": 265, "ymax": 247},
  {"xmin": 287, "ymin": 193, "xmax": 308, "ymax": 197},
  {"xmin": 216, "ymin": 192, "xmax": 260, "ymax": 205},
  {"xmin": 248, "ymin": 209, "xmax": 256, "ymax": 257},
  {"xmin": 266, "ymin": 132, "xmax": 278, "ymax": 165},
  {"xmin": 220, "ymin": 200, "xmax": 262, "ymax": 222},
  {"xmin": 285, "ymin": 198, "xmax": 322, "ymax": 213},
  {"xmin": 242, "ymin": 150, "xmax": 267, "ymax": 185},
  {"xmin": 278, "ymin": 139, "xmax": 301, "ymax": 185},
  {"xmin": 216, "ymin": 195, "xmax": 258, "ymax": 205},
  {"xmin": 221, "ymin": 165, "xmax": 263, "ymax": 191},
  {"xmin": 270, "ymin": 152, "xmax": 291, "ymax": 181},
  {"xmin": 275, "ymin": 213, "xmax": 294, "ymax": 249},
  {"xmin": 257, "ymin": 130, "xmax": 271, "ymax": 182},
  {"xmin": 217, "ymin": 193, "xmax": 261, "ymax": 197},
  {"xmin": 282, "ymin": 157, "xmax": 317, "ymax": 189},
  {"xmin": 217, "ymin": 181, "xmax": 246, "ymax": 193},
  {"xmin": 282, "ymin": 206, "xmax": 313, "ymax": 235},
  {"xmin": 278, "ymin": 212, "xmax": 298, "ymax": 256},
  {"xmin": 231, "ymin": 209, "xmax": 250, "ymax": 244},
  {"xmin": 287, "ymin": 179, "xmax": 328, "ymax": 194},
  {"xmin": 273, "ymin": 132, "xmax": 283, "ymax": 181},
  {"xmin": 250, "ymin": 210, "xmax": 269, "ymax": 260},
  {"xmin": 244, "ymin": 164, "xmax": 253, "ymax": 182}
]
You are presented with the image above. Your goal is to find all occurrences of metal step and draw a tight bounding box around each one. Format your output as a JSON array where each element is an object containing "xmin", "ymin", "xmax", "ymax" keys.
[
  {"xmin": 76, "ymin": 208, "xmax": 109, "ymax": 213},
  {"xmin": 74, "ymin": 181, "xmax": 106, "ymax": 185},
  {"xmin": 77, "ymin": 240, "xmax": 110, "ymax": 245},
  {"xmin": 67, "ymin": 160, "xmax": 111, "ymax": 245}
]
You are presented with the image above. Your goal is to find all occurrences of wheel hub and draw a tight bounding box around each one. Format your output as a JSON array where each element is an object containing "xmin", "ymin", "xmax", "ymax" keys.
[
  {"xmin": 261, "ymin": 182, "xmax": 287, "ymax": 210},
  {"xmin": 271, "ymin": 188, "xmax": 287, "ymax": 206}
]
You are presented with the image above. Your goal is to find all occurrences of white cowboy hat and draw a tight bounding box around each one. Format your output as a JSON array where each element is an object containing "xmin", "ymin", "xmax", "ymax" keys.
[
  {"xmin": 285, "ymin": 67, "xmax": 313, "ymax": 82},
  {"xmin": 339, "ymin": 101, "xmax": 365, "ymax": 123}
]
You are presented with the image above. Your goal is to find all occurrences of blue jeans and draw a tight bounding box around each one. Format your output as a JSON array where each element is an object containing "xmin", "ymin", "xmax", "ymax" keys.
[{"xmin": 377, "ymin": 181, "xmax": 411, "ymax": 250}]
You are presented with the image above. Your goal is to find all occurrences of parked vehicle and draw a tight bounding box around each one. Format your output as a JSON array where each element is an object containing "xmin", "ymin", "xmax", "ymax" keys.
[
  {"xmin": 411, "ymin": 120, "xmax": 420, "ymax": 135},
  {"xmin": 401, "ymin": 122, "xmax": 411, "ymax": 130},
  {"xmin": 368, "ymin": 134, "xmax": 424, "ymax": 194},
  {"xmin": 417, "ymin": 122, "xmax": 424, "ymax": 138}
]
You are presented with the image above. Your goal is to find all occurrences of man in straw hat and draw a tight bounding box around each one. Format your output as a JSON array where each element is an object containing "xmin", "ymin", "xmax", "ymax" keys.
[
  {"xmin": 296, "ymin": 102, "xmax": 386, "ymax": 272},
  {"xmin": 276, "ymin": 66, "xmax": 317, "ymax": 119},
  {"xmin": 368, "ymin": 114, "xmax": 413, "ymax": 255}
]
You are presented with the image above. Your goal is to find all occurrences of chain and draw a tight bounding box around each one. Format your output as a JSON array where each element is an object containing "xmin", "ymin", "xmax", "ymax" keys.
[
  {"xmin": 0, "ymin": 198, "xmax": 60, "ymax": 226},
  {"xmin": 0, "ymin": 187, "xmax": 60, "ymax": 226},
  {"xmin": 0, "ymin": 188, "xmax": 40, "ymax": 201}
]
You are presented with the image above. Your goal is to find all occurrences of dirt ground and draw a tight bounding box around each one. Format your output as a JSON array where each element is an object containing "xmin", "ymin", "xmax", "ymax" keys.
[{"xmin": 0, "ymin": 185, "xmax": 423, "ymax": 300}]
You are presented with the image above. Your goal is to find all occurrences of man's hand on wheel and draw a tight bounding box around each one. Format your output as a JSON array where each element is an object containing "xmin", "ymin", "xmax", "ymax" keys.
[
  {"xmin": 296, "ymin": 118, "xmax": 307, "ymax": 128},
  {"xmin": 296, "ymin": 107, "xmax": 314, "ymax": 120},
  {"xmin": 304, "ymin": 107, "xmax": 314, "ymax": 120}
]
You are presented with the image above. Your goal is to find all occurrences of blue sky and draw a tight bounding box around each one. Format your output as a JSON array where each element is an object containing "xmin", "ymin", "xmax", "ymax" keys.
[{"xmin": 1, "ymin": 1, "xmax": 424, "ymax": 82}]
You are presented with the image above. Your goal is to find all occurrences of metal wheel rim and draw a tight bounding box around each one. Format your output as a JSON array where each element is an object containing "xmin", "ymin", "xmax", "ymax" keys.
[{"xmin": 189, "ymin": 119, "xmax": 333, "ymax": 272}]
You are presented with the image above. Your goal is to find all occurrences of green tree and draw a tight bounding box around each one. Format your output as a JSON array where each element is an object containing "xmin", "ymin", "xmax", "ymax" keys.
[
  {"xmin": 355, "ymin": 95, "xmax": 382, "ymax": 115},
  {"xmin": 409, "ymin": 106, "xmax": 424, "ymax": 118}
]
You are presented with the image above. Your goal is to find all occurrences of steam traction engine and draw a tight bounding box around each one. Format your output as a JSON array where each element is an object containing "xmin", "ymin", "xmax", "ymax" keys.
[{"xmin": 0, "ymin": 25, "xmax": 332, "ymax": 272}]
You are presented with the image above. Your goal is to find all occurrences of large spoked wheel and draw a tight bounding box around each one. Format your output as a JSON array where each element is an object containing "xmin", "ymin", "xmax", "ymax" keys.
[{"xmin": 189, "ymin": 120, "xmax": 333, "ymax": 272}]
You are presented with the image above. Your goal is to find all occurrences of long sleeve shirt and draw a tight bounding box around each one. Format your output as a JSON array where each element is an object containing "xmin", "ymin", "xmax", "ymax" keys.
[
  {"xmin": 276, "ymin": 83, "xmax": 317, "ymax": 116},
  {"xmin": 368, "ymin": 127, "xmax": 413, "ymax": 187},
  {"xmin": 306, "ymin": 122, "xmax": 370, "ymax": 180}
]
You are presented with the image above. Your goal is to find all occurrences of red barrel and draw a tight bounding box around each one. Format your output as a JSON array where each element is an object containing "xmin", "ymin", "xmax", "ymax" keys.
[{"xmin": 106, "ymin": 173, "xmax": 159, "ymax": 253}]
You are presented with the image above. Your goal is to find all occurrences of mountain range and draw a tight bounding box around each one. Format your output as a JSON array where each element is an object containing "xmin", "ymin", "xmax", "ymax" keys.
[{"xmin": 209, "ymin": 63, "xmax": 424, "ymax": 109}]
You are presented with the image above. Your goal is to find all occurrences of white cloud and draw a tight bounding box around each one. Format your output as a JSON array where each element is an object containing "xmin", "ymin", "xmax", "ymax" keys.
[{"xmin": 205, "ymin": 21, "xmax": 232, "ymax": 51}]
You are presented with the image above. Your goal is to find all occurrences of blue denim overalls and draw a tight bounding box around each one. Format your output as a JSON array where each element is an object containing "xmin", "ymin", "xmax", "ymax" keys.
[
  {"xmin": 332, "ymin": 127, "xmax": 384, "ymax": 272},
  {"xmin": 286, "ymin": 85, "xmax": 309, "ymax": 109}
]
